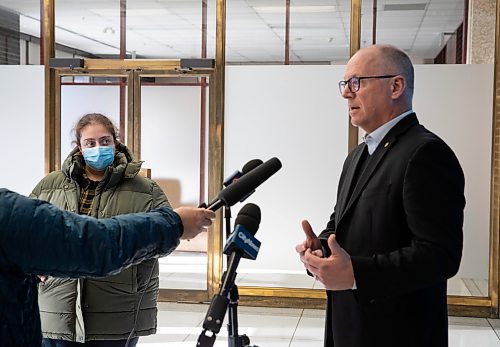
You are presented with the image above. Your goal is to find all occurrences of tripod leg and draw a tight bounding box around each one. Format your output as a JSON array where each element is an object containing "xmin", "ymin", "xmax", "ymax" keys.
[
  {"xmin": 227, "ymin": 285, "xmax": 254, "ymax": 347},
  {"xmin": 196, "ymin": 329, "xmax": 216, "ymax": 347}
]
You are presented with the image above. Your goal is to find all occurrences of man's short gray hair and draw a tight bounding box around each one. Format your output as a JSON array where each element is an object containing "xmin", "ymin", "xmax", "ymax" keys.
[{"xmin": 377, "ymin": 45, "xmax": 414, "ymax": 98}]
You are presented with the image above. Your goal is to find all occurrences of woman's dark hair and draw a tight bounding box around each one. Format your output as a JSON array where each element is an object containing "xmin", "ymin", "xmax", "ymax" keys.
[{"xmin": 73, "ymin": 113, "xmax": 119, "ymax": 147}]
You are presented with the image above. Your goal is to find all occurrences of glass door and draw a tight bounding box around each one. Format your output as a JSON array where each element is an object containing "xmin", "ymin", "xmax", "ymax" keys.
[
  {"xmin": 137, "ymin": 71, "xmax": 212, "ymax": 299},
  {"xmin": 50, "ymin": 59, "xmax": 218, "ymax": 303}
]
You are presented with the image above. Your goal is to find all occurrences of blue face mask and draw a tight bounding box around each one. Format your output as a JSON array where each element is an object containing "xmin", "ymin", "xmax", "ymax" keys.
[{"xmin": 82, "ymin": 146, "xmax": 115, "ymax": 171}]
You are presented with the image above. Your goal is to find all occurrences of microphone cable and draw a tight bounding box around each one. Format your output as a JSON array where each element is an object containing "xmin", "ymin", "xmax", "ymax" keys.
[{"xmin": 125, "ymin": 255, "xmax": 157, "ymax": 347}]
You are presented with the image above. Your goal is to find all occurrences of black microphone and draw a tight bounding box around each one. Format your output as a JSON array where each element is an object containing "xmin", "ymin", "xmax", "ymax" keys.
[
  {"xmin": 223, "ymin": 204, "xmax": 261, "ymax": 260},
  {"xmin": 223, "ymin": 159, "xmax": 263, "ymax": 187},
  {"xmin": 207, "ymin": 157, "xmax": 282, "ymax": 211},
  {"xmin": 201, "ymin": 203, "xmax": 261, "ymax": 335}
]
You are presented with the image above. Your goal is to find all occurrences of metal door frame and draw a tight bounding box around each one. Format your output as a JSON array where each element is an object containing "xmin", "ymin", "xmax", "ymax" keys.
[
  {"xmin": 49, "ymin": 59, "xmax": 222, "ymax": 302},
  {"xmin": 43, "ymin": 0, "xmax": 500, "ymax": 316}
]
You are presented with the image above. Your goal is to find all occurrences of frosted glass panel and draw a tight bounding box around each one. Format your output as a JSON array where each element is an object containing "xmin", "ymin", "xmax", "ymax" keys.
[
  {"xmin": 224, "ymin": 65, "xmax": 348, "ymax": 288},
  {"xmin": 224, "ymin": 64, "xmax": 492, "ymax": 294},
  {"xmin": 413, "ymin": 64, "xmax": 493, "ymax": 285},
  {"xmin": 141, "ymin": 78, "xmax": 208, "ymax": 291},
  {"xmin": 60, "ymin": 85, "xmax": 121, "ymax": 159},
  {"xmin": 0, "ymin": 65, "xmax": 44, "ymax": 195}
]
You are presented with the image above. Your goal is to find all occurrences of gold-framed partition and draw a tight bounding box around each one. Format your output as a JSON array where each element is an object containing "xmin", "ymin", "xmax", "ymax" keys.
[
  {"xmin": 46, "ymin": 58, "xmax": 223, "ymax": 303},
  {"xmin": 43, "ymin": 0, "xmax": 500, "ymax": 317},
  {"xmin": 234, "ymin": 0, "xmax": 500, "ymax": 318}
]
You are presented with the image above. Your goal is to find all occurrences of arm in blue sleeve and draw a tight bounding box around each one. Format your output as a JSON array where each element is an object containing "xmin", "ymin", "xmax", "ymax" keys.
[{"xmin": 0, "ymin": 188, "xmax": 183, "ymax": 278}]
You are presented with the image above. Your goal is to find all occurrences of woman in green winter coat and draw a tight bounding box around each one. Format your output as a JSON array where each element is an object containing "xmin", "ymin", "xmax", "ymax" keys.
[{"xmin": 31, "ymin": 113, "xmax": 170, "ymax": 347}]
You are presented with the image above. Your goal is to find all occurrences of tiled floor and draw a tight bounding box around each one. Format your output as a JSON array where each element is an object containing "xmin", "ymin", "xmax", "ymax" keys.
[
  {"xmin": 154, "ymin": 252, "xmax": 496, "ymax": 346},
  {"xmin": 136, "ymin": 302, "xmax": 500, "ymax": 347}
]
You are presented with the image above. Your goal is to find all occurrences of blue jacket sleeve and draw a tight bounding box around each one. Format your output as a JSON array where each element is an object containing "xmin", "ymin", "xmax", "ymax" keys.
[{"xmin": 0, "ymin": 188, "xmax": 183, "ymax": 278}]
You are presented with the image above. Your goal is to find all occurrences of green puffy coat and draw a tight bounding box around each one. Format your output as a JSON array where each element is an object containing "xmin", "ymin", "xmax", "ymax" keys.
[
  {"xmin": 30, "ymin": 143, "xmax": 170, "ymax": 342},
  {"xmin": 0, "ymin": 188, "xmax": 182, "ymax": 347}
]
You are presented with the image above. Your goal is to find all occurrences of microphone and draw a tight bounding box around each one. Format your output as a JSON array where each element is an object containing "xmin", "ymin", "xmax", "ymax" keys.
[
  {"xmin": 207, "ymin": 157, "xmax": 282, "ymax": 211},
  {"xmin": 223, "ymin": 159, "xmax": 263, "ymax": 187},
  {"xmin": 223, "ymin": 205, "xmax": 261, "ymax": 260},
  {"xmin": 201, "ymin": 203, "xmax": 261, "ymax": 335}
]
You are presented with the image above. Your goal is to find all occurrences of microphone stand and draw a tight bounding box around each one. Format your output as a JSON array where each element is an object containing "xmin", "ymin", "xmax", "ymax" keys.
[
  {"xmin": 224, "ymin": 205, "xmax": 252, "ymax": 347},
  {"xmin": 196, "ymin": 205, "xmax": 255, "ymax": 347}
]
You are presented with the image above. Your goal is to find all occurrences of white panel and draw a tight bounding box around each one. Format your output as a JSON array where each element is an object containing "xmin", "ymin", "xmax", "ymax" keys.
[
  {"xmin": 0, "ymin": 65, "xmax": 44, "ymax": 195},
  {"xmin": 141, "ymin": 85, "xmax": 202, "ymax": 207},
  {"xmin": 414, "ymin": 64, "xmax": 494, "ymax": 280},
  {"xmin": 60, "ymin": 85, "xmax": 121, "ymax": 160},
  {"xmin": 0, "ymin": 62, "xmax": 490, "ymax": 285},
  {"xmin": 225, "ymin": 65, "xmax": 348, "ymax": 272},
  {"xmin": 225, "ymin": 64, "xmax": 492, "ymax": 283}
]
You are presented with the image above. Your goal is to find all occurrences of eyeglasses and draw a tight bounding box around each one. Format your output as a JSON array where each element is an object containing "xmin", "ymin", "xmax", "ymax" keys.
[{"xmin": 338, "ymin": 75, "xmax": 397, "ymax": 94}]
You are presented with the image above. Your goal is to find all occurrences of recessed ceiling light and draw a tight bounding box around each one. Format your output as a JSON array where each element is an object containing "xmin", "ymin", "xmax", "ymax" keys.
[
  {"xmin": 89, "ymin": 8, "xmax": 170, "ymax": 17},
  {"xmin": 383, "ymin": 3, "xmax": 427, "ymax": 11},
  {"xmin": 254, "ymin": 6, "xmax": 336, "ymax": 14},
  {"xmin": 103, "ymin": 26, "xmax": 115, "ymax": 35}
]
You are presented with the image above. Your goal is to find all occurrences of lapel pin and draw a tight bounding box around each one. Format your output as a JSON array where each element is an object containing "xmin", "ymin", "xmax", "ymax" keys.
[{"xmin": 384, "ymin": 142, "xmax": 389, "ymax": 148}]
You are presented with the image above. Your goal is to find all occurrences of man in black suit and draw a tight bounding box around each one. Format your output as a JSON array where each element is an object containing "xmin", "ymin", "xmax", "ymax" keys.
[{"xmin": 296, "ymin": 44, "xmax": 465, "ymax": 347}]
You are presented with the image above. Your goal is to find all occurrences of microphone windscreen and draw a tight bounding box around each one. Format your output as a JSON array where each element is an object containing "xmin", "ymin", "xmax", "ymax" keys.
[
  {"xmin": 242, "ymin": 159, "xmax": 263, "ymax": 174},
  {"xmin": 234, "ymin": 203, "xmax": 261, "ymax": 235},
  {"xmin": 219, "ymin": 157, "xmax": 282, "ymax": 207}
]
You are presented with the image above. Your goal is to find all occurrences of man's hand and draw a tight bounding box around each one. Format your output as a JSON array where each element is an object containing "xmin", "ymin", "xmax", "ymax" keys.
[
  {"xmin": 174, "ymin": 207, "xmax": 216, "ymax": 240},
  {"xmin": 295, "ymin": 219, "xmax": 324, "ymax": 264},
  {"xmin": 303, "ymin": 234, "xmax": 355, "ymax": 291}
]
